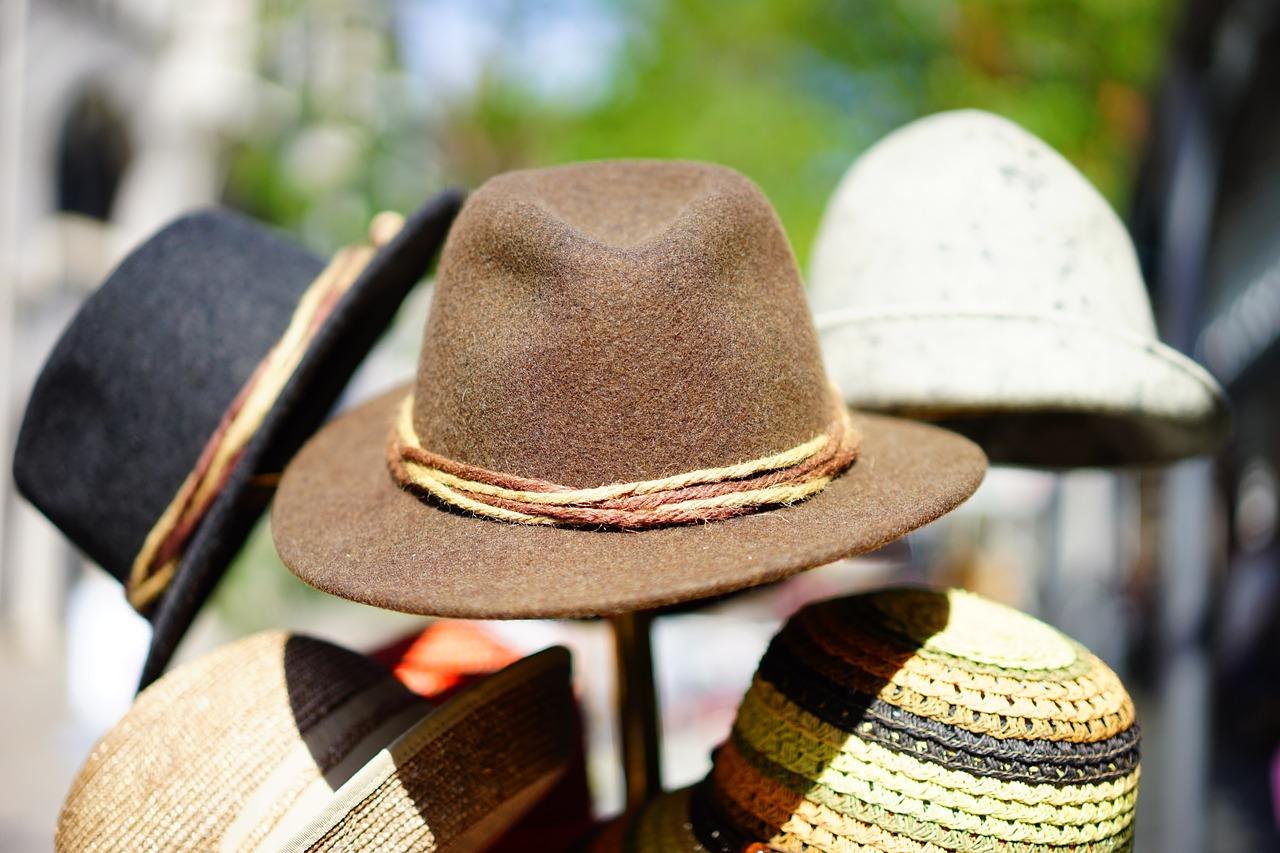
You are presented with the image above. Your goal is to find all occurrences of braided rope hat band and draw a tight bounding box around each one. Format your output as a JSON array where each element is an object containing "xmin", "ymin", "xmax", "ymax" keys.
[
  {"xmin": 592, "ymin": 587, "xmax": 1142, "ymax": 853},
  {"xmin": 387, "ymin": 390, "xmax": 859, "ymax": 529}
]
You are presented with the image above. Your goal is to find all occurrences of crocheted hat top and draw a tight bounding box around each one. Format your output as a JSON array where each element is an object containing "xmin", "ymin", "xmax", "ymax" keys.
[{"xmin": 610, "ymin": 587, "xmax": 1140, "ymax": 852}]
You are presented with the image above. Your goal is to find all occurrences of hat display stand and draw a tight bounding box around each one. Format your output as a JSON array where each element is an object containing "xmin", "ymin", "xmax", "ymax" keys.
[
  {"xmin": 611, "ymin": 609, "xmax": 662, "ymax": 808},
  {"xmin": 15, "ymin": 90, "xmax": 1232, "ymax": 844}
]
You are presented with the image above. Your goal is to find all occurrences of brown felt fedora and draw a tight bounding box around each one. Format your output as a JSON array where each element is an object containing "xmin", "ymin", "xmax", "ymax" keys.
[{"xmin": 272, "ymin": 161, "xmax": 986, "ymax": 618}]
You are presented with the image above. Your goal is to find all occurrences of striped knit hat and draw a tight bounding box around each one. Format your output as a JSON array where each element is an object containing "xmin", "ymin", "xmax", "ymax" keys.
[
  {"xmin": 57, "ymin": 631, "xmax": 576, "ymax": 852},
  {"xmin": 598, "ymin": 587, "xmax": 1140, "ymax": 852}
]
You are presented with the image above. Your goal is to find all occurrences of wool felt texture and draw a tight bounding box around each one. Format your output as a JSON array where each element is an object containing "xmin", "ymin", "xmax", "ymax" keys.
[
  {"xmin": 56, "ymin": 631, "xmax": 576, "ymax": 852},
  {"xmin": 809, "ymin": 109, "xmax": 1230, "ymax": 468},
  {"xmin": 591, "ymin": 587, "xmax": 1141, "ymax": 853},
  {"xmin": 272, "ymin": 160, "xmax": 986, "ymax": 617},
  {"xmin": 128, "ymin": 236, "xmax": 370, "ymax": 612},
  {"xmin": 13, "ymin": 190, "xmax": 463, "ymax": 688},
  {"xmin": 388, "ymin": 391, "xmax": 858, "ymax": 528}
]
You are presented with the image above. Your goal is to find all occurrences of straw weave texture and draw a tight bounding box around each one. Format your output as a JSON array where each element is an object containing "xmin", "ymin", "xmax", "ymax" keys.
[
  {"xmin": 56, "ymin": 633, "xmax": 575, "ymax": 852},
  {"xmin": 56, "ymin": 632, "xmax": 403, "ymax": 851},
  {"xmin": 612, "ymin": 588, "xmax": 1140, "ymax": 852},
  {"xmin": 298, "ymin": 646, "xmax": 575, "ymax": 851}
]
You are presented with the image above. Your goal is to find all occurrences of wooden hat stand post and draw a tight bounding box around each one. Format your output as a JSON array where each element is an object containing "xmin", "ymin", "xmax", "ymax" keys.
[{"xmin": 610, "ymin": 609, "xmax": 663, "ymax": 809}]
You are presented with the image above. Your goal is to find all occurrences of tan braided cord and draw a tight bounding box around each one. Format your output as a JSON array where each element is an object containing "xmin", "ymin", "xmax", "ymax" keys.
[{"xmin": 387, "ymin": 391, "xmax": 859, "ymax": 528}]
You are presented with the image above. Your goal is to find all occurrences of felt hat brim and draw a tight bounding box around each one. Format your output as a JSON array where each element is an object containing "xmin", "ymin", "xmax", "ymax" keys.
[
  {"xmin": 819, "ymin": 309, "xmax": 1231, "ymax": 468},
  {"xmin": 271, "ymin": 387, "xmax": 986, "ymax": 619},
  {"xmin": 139, "ymin": 191, "xmax": 463, "ymax": 688}
]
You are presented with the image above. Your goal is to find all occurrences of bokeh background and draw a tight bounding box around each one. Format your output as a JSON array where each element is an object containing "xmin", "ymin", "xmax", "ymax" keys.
[{"xmin": 3, "ymin": 1, "xmax": 1279, "ymax": 850}]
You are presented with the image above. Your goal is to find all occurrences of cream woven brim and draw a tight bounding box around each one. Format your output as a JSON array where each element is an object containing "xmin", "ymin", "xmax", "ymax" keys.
[
  {"xmin": 818, "ymin": 309, "xmax": 1230, "ymax": 467},
  {"xmin": 56, "ymin": 632, "xmax": 575, "ymax": 852}
]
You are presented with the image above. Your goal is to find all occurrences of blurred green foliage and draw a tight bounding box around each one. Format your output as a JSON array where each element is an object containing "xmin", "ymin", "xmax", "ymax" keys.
[{"xmin": 228, "ymin": 0, "xmax": 1172, "ymax": 265}]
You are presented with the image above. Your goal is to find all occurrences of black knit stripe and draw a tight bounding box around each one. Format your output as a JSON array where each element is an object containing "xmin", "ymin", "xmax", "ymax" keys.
[{"xmin": 756, "ymin": 638, "xmax": 1139, "ymax": 785}]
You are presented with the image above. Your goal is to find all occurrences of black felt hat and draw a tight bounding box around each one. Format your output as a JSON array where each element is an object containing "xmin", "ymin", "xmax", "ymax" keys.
[{"xmin": 14, "ymin": 190, "xmax": 463, "ymax": 688}]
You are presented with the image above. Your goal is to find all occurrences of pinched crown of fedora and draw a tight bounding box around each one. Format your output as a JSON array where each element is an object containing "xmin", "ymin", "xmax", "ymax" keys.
[
  {"xmin": 810, "ymin": 110, "xmax": 1229, "ymax": 467},
  {"xmin": 273, "ymin": 160, "xmax": 985, "ymax": 619},
  {"xmin": 414, "ymin": 160, "xmax": 834, "ymax": 487}
]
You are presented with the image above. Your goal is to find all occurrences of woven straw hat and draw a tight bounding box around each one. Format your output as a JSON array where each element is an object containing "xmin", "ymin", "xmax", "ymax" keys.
[
  {"xmin": 594, "ymin": 587, "xmax": 1141, "ymax": 852},
  {"xmin": 57, "ymin": 631, "xmax": 576, "ymax": 852},
  {"xmin": 14, "ymin": 192, "xmax": 461, "ymax": 688},
  {"xmin": 272, "ymin": 160, "xmax": 986, "ymax": 619},
  {"xmin": 810, "ymin": 109, "xmax": 1229, "ymax": 467}
]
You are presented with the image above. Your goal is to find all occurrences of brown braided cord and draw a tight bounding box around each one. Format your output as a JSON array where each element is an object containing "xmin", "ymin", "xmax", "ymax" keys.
[{"xmin": 387, "ymin": 391, "xmax": 859, "ymax": 529}]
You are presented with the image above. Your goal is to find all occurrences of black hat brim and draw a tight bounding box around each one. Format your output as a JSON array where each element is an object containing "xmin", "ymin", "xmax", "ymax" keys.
[{"xmin": 138, "ymin": 190, "xmax": 463, "ymax": 688}]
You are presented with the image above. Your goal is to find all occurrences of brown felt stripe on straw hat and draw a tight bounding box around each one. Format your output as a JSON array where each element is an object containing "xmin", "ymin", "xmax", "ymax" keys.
[{"xmin": 386, "ymin": 389, "xmax": 859, "ymax": 529}]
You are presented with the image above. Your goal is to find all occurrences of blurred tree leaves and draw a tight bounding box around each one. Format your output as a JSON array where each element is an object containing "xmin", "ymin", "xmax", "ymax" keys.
[{"xmin": 228, "ymin": 0, "xmax": 1172, "ymax": 265}]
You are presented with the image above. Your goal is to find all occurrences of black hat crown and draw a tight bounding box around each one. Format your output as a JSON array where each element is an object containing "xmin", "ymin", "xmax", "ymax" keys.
[{"xmin": 14, "ymin": 190, "xmax": 462, "ymax": 685}]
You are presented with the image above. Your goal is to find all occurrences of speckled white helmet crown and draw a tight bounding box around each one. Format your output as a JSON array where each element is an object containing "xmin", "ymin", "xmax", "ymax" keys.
[{"xmin": 810, "ymin": 109, "xmax": 1228, "ymax": 467}]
